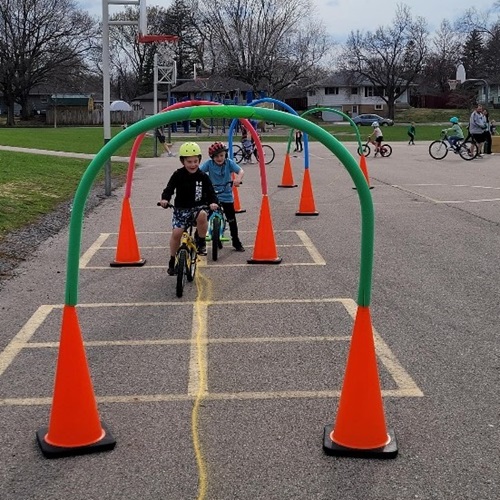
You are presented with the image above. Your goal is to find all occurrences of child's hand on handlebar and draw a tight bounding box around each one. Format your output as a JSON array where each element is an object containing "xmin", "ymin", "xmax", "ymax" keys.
[
  {"xmin": 209, "ymin": 203, "xmax": 219, "ymax": 211},
  {"xmin": 158, "ymin": 200, "xmax": 172, "ymax": 208}
]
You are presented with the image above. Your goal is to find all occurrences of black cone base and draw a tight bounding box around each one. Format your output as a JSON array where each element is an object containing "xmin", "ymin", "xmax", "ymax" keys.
[
  {"xmin": 110, "ymin": 259, "xmax": 146, "ymax": 267},
  {"xmin": 322, "ymin": 424, "xmax": 398, "ymax": 459},
  {"xmin": 36, "ymin": 423, "xmax": 116, "ymax": 459}
]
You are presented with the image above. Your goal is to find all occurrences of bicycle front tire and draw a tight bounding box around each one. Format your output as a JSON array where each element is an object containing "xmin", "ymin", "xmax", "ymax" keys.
[
  {"xmin": 255, "ymin": 144, "xmax": 275, "ymax": 165},
  {"xmin": 176, "ymin": 249, "xmax": 188, "ymax": 297},
  {"xmin": 187, "ymin": 246, "xmax": 197, "ymax": 281},
  {"xmin": 381, "ymin": 144, "xmax": 392, "ymax": 157},
  {"xmin": 211, "ymin": 217, "xmax": 221, "ymax": 261},
  {"xmin": 429, "ymin": 140, "xmax": 448, "ymax": 160}
]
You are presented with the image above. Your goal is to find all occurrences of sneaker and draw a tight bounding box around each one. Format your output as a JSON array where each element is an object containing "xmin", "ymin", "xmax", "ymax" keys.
[
  {"xmin": 197, "ymin": 244, "xmax": 207, "ymax": 256},
  {"xmin": 167, "ymin": 152, "xmax": 175, "ymax": 157},
  {"xmin": 233, "ymin": 244, "xmax": 245, "ymax": 252}
]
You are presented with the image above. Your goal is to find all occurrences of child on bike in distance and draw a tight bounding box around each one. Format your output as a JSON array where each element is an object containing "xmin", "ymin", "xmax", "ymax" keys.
[
  {"xmin": 369, "ymin": 121, "xmax": 383, "ymax": 156},
  {"xmin": 159, "ymin": 142, "xmax": 219, "ymax": 275},
  {"xmin": 200, "ymin": 142, "xmax": 245, "ymax": 252},
  {"xmin": 443, "ymin": 117, "xmax": 464, "ymax": 151}
]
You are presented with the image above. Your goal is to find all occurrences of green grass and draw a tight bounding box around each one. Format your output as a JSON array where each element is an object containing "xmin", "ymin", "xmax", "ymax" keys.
[
  {"xmin": 0, "ymin": 150, "xmax": 127, "ymax": 240},
  {"xmin": 0, "ymin": 126, "xmax": 157, "ymax": 157}
]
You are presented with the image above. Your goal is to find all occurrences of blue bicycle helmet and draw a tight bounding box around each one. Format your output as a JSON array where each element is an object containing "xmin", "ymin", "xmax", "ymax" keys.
[{"xmin": 450, "ymin": 117, "xmax": 459, "ymax": 124}]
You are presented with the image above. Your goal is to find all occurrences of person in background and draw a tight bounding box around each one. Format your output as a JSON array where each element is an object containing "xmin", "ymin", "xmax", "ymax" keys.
[
  {"xmin": 294, "ymin": 129, "xmax": 303, "ymax": 152},
  {"xmin": 482, "ymin": 108, "xmax": 492, "ymax": 155},
  {"xmin": 443, "ymin": 117, "xmax": 464, "ymax": 151},
  {"xmin": 369, "ymin": 121, "xmax": 383, "ymax": 156},
  {"xmin": 407, "ymin": 122, "xmax": 416, "ymax": 145},
  {"xmin": 469, "ymin": 104, "xmax": 487, "ymax": 158},
  {"xmin": 200, "ymin": 142, "xmax": 245, "ymax": 252},
  {"xmin": 159, "ymin": 142, "xmax": 219, "ymax": 275},
  {"xmin": 156, "ymin": 127, "xmax": 175, "ymax": 157}
]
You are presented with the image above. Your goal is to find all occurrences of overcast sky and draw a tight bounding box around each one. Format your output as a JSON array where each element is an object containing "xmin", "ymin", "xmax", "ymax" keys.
[{"xmin": 82, "ymin": 0, "xmax": 497, "ymax": 41}]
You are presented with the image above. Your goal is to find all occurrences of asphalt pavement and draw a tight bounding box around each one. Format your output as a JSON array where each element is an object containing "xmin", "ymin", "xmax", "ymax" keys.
[{"xmin": 0, "ymin": 140, "xmax": 499, "ymax": 499}]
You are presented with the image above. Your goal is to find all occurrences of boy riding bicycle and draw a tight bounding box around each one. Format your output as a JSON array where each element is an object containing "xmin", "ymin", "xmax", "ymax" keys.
[
  {"xmin": 159, "ymin": 142, "xmax": 219, "ymax": 275},
  {"xmin": 200, "ymin": 141, "xmax": 245, "ymax": 252},
  {"xmin": 443, "ymin": 117, "xmax": 464, "ymax": 151}
]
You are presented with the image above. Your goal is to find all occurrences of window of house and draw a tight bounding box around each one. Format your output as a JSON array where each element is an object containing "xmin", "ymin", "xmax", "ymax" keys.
[
  {"xmin": 364, "ymin": 87, "xmax": 374, "ymax": 97},
  {"xmin": 40, "ymin": 96, "xmax": 48, "ymax": 104},
  {"xmin": 351, "ymin": 87, "xmax": 358, "ymax": 95},
  {"xmin": 325, "ymin": 87, "xmax": 339, "ymax": 95},
  {"xmin": 352, "ymin": 105, "xmax": 359, "ymax": 114},
  {"xmin": 375, "ymin": 104, "xmax": 384, "ymax": 110}
]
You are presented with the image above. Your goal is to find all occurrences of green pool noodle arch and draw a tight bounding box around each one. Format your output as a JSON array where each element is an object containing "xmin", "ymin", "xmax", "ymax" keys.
[{"xmin": 65, "ymin": 105, "xmax": 374, "ymax": 307}]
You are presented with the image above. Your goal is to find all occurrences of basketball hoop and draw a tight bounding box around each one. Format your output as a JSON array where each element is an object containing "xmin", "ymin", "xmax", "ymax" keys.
[
  {"xmin": 137, "ymin": 34, "xmax": 178, "ymax": 44},
  {"xmin": 448, "ymin": 79, "xmax": 460, "ymax": 91}
]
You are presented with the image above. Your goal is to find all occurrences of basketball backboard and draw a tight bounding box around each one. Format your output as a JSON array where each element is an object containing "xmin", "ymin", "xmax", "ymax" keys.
[{"xmin": 456, "ymin": 63, "xmax": 466, "ymax": 84}]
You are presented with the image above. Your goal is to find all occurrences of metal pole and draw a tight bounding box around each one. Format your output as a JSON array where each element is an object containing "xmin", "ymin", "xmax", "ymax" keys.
[{"xmin": 102, "ymin": 1, "xmax": 112, "ymax": 196}]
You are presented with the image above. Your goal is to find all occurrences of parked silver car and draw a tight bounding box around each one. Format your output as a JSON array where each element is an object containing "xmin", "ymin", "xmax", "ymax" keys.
[{"xmin": 353, "ymin": 114, "xmax": 394, "ymax": 126}]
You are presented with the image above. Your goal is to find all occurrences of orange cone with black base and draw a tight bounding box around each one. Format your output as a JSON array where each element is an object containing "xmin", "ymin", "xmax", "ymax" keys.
[
  {"xmin": 295, "ymin": 168, "xmax": 319, "ymax": 216},
  {"xmin": 247, "ymin": 195, "xmax": 281, "ymax": 264},
  {"xmin": 110, "ymin": 198, "xmax": 146, "ymax": 267},
  {"xmin": 37, "ymin": 305, "xmax": 116, "ymax": 458},
  {"xmin": 278, "ymin": 154, "xmax": 297, "ymax": 188},
  {"xmin": 323, "ymin": 306, "xmax": 397, "ymax": 458}
]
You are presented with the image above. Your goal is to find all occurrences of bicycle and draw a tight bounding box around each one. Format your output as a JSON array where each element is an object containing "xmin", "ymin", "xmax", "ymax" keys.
[
  {"xmin": 232, "ymin": 143, "xmax": 275, "ymax": 164},
  {"xmin": 157, "ymin": 203, "xmax": 204, "ymax": 298},
  {"xmin": 428, "ymin": 131, "xmax": 478, "ymax": 161},
  {"xmin": 357, "ymin": 137, "xmax": 392, "ymax": 157},
  {"xmin": 207, "ymin": 181, "xmax": 232, "ymax": 261}
]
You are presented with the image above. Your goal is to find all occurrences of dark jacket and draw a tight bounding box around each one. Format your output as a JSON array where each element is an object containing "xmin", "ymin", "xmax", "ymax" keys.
[{"xmin": 161, "ymin": 167, "xmax": 218, "ymax": 208}]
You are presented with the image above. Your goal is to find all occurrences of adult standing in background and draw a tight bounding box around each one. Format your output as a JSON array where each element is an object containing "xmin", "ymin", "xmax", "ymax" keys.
[
  {"xmin": 482, "ymin": 108, "xmax": 492, "ymax": 155},
  {"xmin": 469, "ymin": 104, "xmax": 487, "ymax": 158}
]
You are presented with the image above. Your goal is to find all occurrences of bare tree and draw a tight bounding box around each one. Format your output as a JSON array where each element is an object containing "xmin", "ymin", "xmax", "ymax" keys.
[
  {"xmin": 196, "ymin": 0, "xmax": 332, "ymax": 95},
  {"xmin": 420, "ymin": 20, "xmax": 463, "ymax": 94},
  {"xmin": 338, "ymin": 4, "xmax": 428, "ymax": 119},
  {"xmin": 0, "ymin": 0, "xmax": 99, "ymax": 125}
]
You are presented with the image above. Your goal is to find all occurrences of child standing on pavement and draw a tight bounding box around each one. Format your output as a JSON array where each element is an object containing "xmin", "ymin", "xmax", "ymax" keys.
[
  {"xmin": 294, "ymin": 129, "xmax": 303, "ymax": 152},
  {"xmin": 407, "ymin": 122, "xmax": 416, "ymax": 145},
  {"xmin": 159, "ymin": 142, "xmax": 219, "ymax": 275},
  {"xmin": 200, "ymin": 142, "xmax": 245, "ymax": 252}
]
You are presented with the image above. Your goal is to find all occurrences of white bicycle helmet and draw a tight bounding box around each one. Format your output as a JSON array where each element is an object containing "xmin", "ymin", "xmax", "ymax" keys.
[{"xmin": 371, "ymin": 121, "xmax": 379, "ymax": 127}]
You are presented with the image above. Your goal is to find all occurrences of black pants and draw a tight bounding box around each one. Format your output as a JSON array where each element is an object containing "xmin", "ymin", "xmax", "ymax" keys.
[
  {"xmin": 407, "ymin": 132, "xmax": 415, "ymax": 144},
  {"xmin": 484, "ymin": 132, "xmax": 492, "ymax": 154},
  {"xmin": 220, "ymin": 201, "xmax": 240, "ymax": 244}
]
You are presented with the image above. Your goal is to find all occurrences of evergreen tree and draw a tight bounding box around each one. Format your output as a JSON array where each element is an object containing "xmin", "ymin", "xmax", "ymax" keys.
[{"xmin": 461, "ymin": 29, "xmax": 485, "ymax": 78}]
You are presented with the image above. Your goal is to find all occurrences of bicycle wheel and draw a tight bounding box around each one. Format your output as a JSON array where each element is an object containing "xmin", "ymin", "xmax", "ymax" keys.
[
  {"xmin": 176, "ymin": 249, "xmax": 187, "ymax": 297},
  {"xmin": 458, "ymin": 140, "xmax": 479, "ymax": 161},
  {"xmin": 381, "ymin": 144, "xmax": 392, "ymax": 157},
  {"xmin": 429, "ymin": 140, "xmax": 448, "ymax": 160},
  {"xmin": 211, "ymin": 217, "xmax": 221, "ymax": 261},
  {"xmin": 255, "ymin": 145, "xmax": 275, "ymax": 164},
  {"xmin": 232, "ymin": 145, "xmax": 244, "ymax": 164},
  {"xmin": 187, "ymin": 246, "xmax": 197, "ymax": 281},
  {"xmin": 357, "ymin": 144, "xmax": 370, "ymax": 157}
]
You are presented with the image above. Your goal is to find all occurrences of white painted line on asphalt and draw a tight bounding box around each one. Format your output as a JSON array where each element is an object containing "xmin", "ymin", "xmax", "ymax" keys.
[
  {"xmin": 0, "ymin": 298, "xmax": 423, "ymax": 406},
  {"xmin": 80, "ymin": 232, "xmax": 110, "ymax": 268},
  {"xmin": 0, "ymin": 305, "xmax": 53, "ymax": 377},
  {"xmin": 341, "ymin": 298, "xmax": 423, "ymax": 397},
  {"xmin": 82, "ymin": 230, "xmax": 326, "ymax": 268}
]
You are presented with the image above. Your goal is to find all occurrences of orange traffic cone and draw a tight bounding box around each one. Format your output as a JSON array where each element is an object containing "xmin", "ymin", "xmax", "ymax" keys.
[
  {"xmin": 356, "ymin": 155, "xmax": 374, "ymax": 190},
  {"xmin": 233, "ymin": 174, "xmax": 246, "ymax": 213},
  {"xmin": 36, "ymin": 305, "xmax": 116, "ymax": 458},
  {"xmin": 110, "ymin": 198, "xmax": 146, "ymax": 267},
  {"xmin": 278, "ymin": 154, "xmax": 297, "ymax": 188},
  {"xmin": 323, "ymin": 306, "xmax": 397, "ymax": 458},
  {"xmin": 247, "ymin": 195, "xmax": 282, "ymax": 264},
  {"xmin": 295, "ymin": 168, "xmax": 319, "ymax": 216}
]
